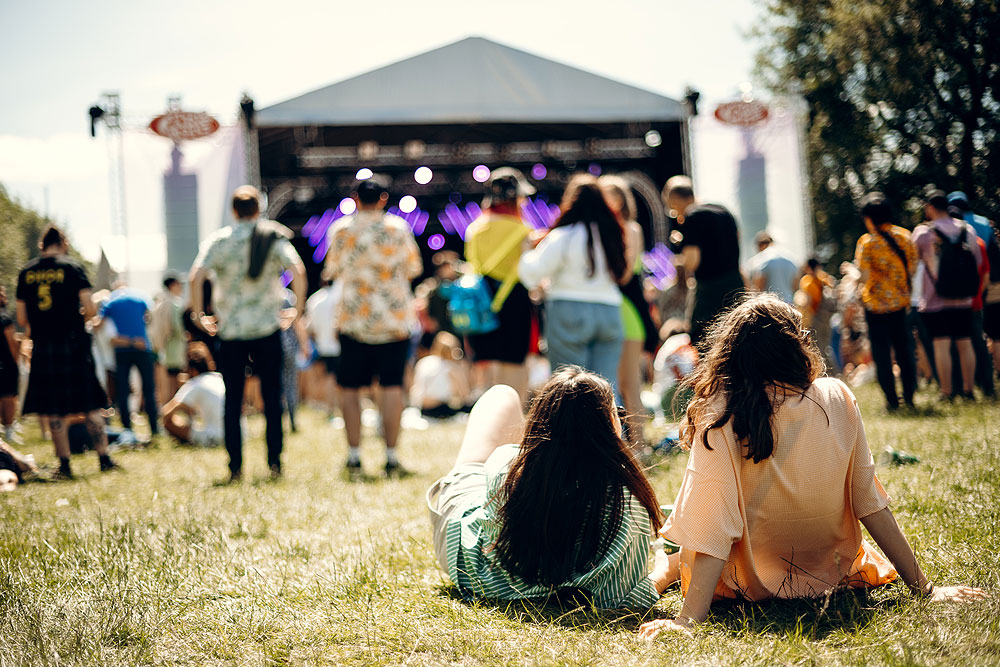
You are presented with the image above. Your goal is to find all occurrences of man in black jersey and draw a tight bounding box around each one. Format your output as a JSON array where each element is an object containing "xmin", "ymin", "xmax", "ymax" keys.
[
  {"xmin": 15, "ymin": 226, "xmax": 119, "ymax": 479},
  {"xmin": 662, "ymin": 176, "xmax": 746, "ymax": 348}
]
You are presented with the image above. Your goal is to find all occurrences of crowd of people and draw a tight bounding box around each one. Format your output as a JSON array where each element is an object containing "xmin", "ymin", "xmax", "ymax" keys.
[{"xmin": 0, "ymin": 170, "xmax": 993, "ymax": 634}]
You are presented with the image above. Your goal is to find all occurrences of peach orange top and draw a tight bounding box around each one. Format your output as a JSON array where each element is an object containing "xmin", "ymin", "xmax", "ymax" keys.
[{"xmin": 662, "ymin": 377, "xmax": 897, "ymax": 600}]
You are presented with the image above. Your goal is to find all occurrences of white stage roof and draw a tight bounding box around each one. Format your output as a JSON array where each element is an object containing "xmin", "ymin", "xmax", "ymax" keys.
[{"xmin": 257, "ymin": 37, "xmax": 685, "ymax": 127}]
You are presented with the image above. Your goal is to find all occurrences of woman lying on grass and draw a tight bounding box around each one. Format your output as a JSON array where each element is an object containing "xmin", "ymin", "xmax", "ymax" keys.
[
  {"xmin": 427, "ymin": 367, "xmax": 670, "ymax": 608},
  {"xmin": 639, "ymin": 294, "xmax": 987, "ymax": 639}
]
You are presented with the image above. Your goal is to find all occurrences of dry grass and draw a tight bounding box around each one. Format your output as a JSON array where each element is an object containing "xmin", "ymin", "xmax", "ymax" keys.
[{"xmin": 1, "ymin": 383, "xmax": 998, "ymax": 665}]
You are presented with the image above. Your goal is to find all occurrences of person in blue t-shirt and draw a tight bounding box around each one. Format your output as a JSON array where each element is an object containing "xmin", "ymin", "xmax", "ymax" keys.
[{"xmin": 96, "ymin": 284, "xmax": 158, "ymax": 441}]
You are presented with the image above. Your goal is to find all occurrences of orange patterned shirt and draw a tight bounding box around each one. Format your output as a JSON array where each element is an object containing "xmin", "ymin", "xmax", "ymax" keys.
[
  {"xmin": 662, "ymin": 378, "xmax": 897, "ymax": 601},
  {"xmin": 324, "ymin": 210, "xmax": 423, "ymax": 344},
  {"xmin": 854, "ymin": 225, "xmax": 918, "ymax": 314}
]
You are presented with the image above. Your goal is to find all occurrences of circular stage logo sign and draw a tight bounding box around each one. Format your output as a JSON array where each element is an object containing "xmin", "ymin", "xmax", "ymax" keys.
[
  {"xmin": 714, "ymin": 100, "xmax": 769, "ymax": 127},
  {"xmin": 149, "ymin": 111, "xmax": 220, "ymax": 142}
]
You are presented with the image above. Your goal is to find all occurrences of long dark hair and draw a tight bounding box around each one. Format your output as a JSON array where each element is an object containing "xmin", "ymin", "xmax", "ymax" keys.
[
  {"xmin": 492, "ymin": 367, "xmax": 663, "ymax": 587},
  {"xmin": 552, "ymin": 174, "xmax": 627, "ymax": 282},
  {"xmin": 680, "ymin": 294, "xmax": 825, "ymax": 463}
]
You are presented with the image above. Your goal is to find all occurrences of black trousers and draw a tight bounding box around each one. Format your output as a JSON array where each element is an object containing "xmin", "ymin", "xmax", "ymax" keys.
[
  {"xmin": 864, "ymin": 308, "xmax": 917, "ymax": 407},
  {"xmin": 114, "ymin": 347, "xmax": 158, "ymax": 433},
  {"xmin": 217, "ymin": 331, "xmax": 283, "ymax": 474}
]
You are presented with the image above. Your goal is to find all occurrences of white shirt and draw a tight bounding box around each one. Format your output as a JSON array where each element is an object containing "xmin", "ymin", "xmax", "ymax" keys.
[
  {"xmin": 518, "ymin": 223, "xmax": 622, "ymax": 306},
  {"xmin": 172, "ymin": 372, "xmax": 225, "ymax": 436},
  {"xmin": 412, "ymin": 355, "xmax": 459, "ymax": 406},
  {"xmin": 305, "ymin": 283, "xmax": 343, "ymax": 357}
]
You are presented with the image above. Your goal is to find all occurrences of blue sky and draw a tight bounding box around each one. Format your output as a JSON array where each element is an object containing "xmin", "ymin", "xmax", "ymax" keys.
[{"xmin": 0, "ymin": 0, "xmax": 762, "ymax": 265}]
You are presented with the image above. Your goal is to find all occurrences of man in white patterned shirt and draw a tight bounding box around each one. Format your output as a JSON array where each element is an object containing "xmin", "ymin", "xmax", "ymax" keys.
[{"xmin": 189, "ymin": 186, "xmax": 306, "ymax": 482}]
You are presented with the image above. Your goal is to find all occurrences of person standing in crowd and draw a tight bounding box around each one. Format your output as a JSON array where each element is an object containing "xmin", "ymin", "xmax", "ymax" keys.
[
  {"xmin": 519, "ymin": 174, "xmax": 627, "ymax": 391},
  {"xmin": 948, "ymin": 192, "xmax": 996, "ymax": 396},
  {"xmin": 853, "ymin": 193, "xmax": 919, "ymax": 411},
  {"xmin": 95, "ymin": 282, "xmax": 159, "ymax": 443},
  {"xmin": 599, "ymin": 175, "xmax": 656, "ymax": 450},
  {"xmin": 984, "ymin": 218, "xmax": 1000, "ymax": 376},
  {"xmin": 0, "ymin": 287, "xmax": 20, "ymax": 444},
  {"xmin": 305, "ymin": 278, "xmax": 342, "ymax": 422},
  {"xmin": 463, "ymin": 168, "xmax": 535, "ymax": 401},
  {"xmin": 911, "ymin": 190, "xmax": 984, "ymax": 400},
  {"xmin": 798, "ymin": 258, "xmax": 837, "ymax": 372},
  {"xmin": 661, "ymin": 176, "xmax": 745, "ymax": 348},
  {"xmin": 15, "ymin": 225, "xmax": 119, "ymax": 479},
  {"xmin": 747, "ymin": 231, "xmax": 798, "ymax": 303},
  {"xmin": 279, "ymin": 289, "xmax": 309, "ymax": 433},
  {"xmin": 151, "ymin": 273, "xmax": 187, "ymax": 401},
  {"xmin": 162, "ymin": 342, "xmax": 226, "ymax": 447},
  {"xmin": 323, "ymin": 177, "xmax": 422, "ymax": 476},
  {"xmin": 189, "ymin": 186, "xmax": 306, "ymax": 482}
]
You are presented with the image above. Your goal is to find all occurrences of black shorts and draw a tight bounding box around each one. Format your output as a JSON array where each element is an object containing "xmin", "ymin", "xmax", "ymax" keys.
[
  {"xmin": 984, "ymin": 303, "xmax": 1000, "ymax": 340},
  {"xmin": 166, "ymin": 367, "xmax": 183, "ymax": 377},
  {"xmin": 319, "ymin": 355, "xmax": 340, "ymax": 376},
  {"xmin": 337, "ymin": 335, "xmax": 408, "ymax": 388},
  {"xmin": 467, "ymin": 280, "xmax": 532, "ymax": 364},
  {"xmin": 921, "ymin": 308, "xmax": 974, "ymax": 340}
]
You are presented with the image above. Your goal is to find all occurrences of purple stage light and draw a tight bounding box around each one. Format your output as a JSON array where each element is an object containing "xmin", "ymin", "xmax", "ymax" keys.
[
  {"xmin": 308, "ymin": 208, "xmax": 336, "ymax": 245},
  {"xmin": 302, "ymin": 214, "xmax": 319, "ymax": 236},
  {"xmin": 281, "ymin": 270, "xmax": 292, "ymax": 287},
  {"xmin": 438, "ymin": 210, "xmax": 456, "ymax": 234},
  {"xmin": 531, "ymin": 163, "xmax": 547, "ymax": 180},
  {"xmin": 428, "ymin": 233, "xmax": 445, "ymax": 250},
  {"xmin": 312, "ymin": 237, "xmax": 331, "ymax": 263},
  {"xmin": 414, "ymin": 211, "xmax": 430, "ymax": 236},
  {"xmin": 472, "ymin": 165, "xmax": 491, "ymax": 183},
  {"xmin": 588, "ymin": 163, "xmax": 602, "ymax": 176}
]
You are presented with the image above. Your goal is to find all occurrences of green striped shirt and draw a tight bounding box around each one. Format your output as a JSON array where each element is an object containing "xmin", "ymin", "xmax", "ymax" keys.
[{"xmin": 444, "ymin": 445, "xmax": 660, "ymax": 609}]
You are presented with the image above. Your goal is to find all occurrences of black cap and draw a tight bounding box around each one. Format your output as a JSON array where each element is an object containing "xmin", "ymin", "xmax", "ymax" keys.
[
  {"xmin": 484, "ymin": 167, "xmax": 535, "ymax": 207},
  {"xmin": 354, "ymin": 175, "xmax": 390, "ymax": 204}
]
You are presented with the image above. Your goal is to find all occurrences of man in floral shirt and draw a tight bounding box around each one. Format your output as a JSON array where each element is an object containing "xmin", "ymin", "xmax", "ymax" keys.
[{"xmin": 324, "ymin": 177, "xmax": 422, "ymax": 476}]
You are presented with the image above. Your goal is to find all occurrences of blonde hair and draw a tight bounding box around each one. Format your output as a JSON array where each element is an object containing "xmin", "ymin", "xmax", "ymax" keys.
[
  {"xmin": 430, "ymin": 331, "xmax": 463, "ymax": 361},
  {"xmin": 598, "ymin": 175, "xmax": 637, "ymax": 223}
]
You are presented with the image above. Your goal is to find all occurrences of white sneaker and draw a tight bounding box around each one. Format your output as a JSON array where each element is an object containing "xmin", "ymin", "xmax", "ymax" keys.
[
  {"xmin": 329, "ymin": 416, "xmax": 345, "ymax": 430},
  {"xmin": 3, "ymin": 427, "xmax": 22, "ymax": 445}
]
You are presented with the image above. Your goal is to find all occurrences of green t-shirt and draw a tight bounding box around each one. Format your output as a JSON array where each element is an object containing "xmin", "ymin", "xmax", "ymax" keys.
[{"xmin": 444, "ymin": 444, "xmax": 660, "ymax": 608}]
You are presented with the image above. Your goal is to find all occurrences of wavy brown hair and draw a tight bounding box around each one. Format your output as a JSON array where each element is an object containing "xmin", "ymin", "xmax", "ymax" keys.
[
  {"xmin": 552, "ymin": 174, "xmax": 627, "ymax": 282},
  {"xmin": 492, "ymin": 366, "xmax": 663, "ymax": 587},
  {"xmin": 680, "ymin": 294, "xmax": 826, "ymax": 463}
]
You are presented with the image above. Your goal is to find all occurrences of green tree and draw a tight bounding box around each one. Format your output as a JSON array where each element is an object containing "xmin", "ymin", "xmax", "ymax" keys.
[
  {"xmin": 0, "ymin": 184, "xmax": 93, "ymax": 311},
  {"xmin": 757, "ymin": 0, "xmax": 1000, "ymax": 264}
]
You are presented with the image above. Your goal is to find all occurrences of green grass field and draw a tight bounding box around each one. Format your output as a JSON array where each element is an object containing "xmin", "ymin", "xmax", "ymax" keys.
[{"xmin": 2, "ymin": 384, "xmax": 998, "ymax": 665}]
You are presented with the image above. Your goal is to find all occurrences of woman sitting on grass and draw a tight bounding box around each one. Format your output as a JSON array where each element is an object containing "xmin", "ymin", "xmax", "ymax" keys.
[
  {"xmin": 640, "ymin": 294, "xmax": 986, "ymax": 639},
  {"xmin": 427, "ymin": 367, "xmax": 671, "ymax": 608}
]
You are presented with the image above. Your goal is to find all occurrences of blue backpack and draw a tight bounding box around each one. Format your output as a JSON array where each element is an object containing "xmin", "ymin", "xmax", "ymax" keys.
[
  {"xmin": 443, "ymin": 275, "xmax": 499, "ymax": 335},
  {"xmin": 444, "ymin": 227, "xmax": 527, "ymax": 335}
]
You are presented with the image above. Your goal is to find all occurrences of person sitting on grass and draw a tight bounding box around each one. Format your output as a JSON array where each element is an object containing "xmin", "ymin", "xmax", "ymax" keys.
[
  {"xmin": 0, "ymin": 436, "xmax": 39, "ymax": 491},
  {"xmin": 162, "ymin": 343, "xmax": 226, "ymax": 448},
  {"xmin": 427, "ymin": 367, "xmax": 673, "ymax": 608},
  {"xmin": 411, "ymin": 331, "xmax": 473, "ymax": 420},
  {"xmin": 639, "ymin": 294, "xmax": 987, "ymax": 639}
]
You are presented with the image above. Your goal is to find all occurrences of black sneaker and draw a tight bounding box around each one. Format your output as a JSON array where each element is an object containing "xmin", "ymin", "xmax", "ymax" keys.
[
  {"xmin": 384, "ymin": 460, "xmax": 412, "ymax": 478},
  {"xmin": 99, "ymin": 455, "xmax": 121, "ymax": 472},
  {"xmin": 51, "ymin": 466, "xmax": 74, "ymax": 481},
  {"xmin": 268, "ymin": 464, "xmax": 282, "ymax": 481}
]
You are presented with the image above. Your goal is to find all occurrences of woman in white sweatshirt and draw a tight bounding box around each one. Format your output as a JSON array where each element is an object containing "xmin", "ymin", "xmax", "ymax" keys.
[{"xmin": 519, "ymin": 174, "xmax": 628, "ymax": 391}]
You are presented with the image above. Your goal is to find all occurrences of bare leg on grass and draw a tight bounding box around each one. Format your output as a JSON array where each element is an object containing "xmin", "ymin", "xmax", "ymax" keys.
[{"xmin": 455, "ymin": 384, "xmax": 525, "ymax": 465}]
